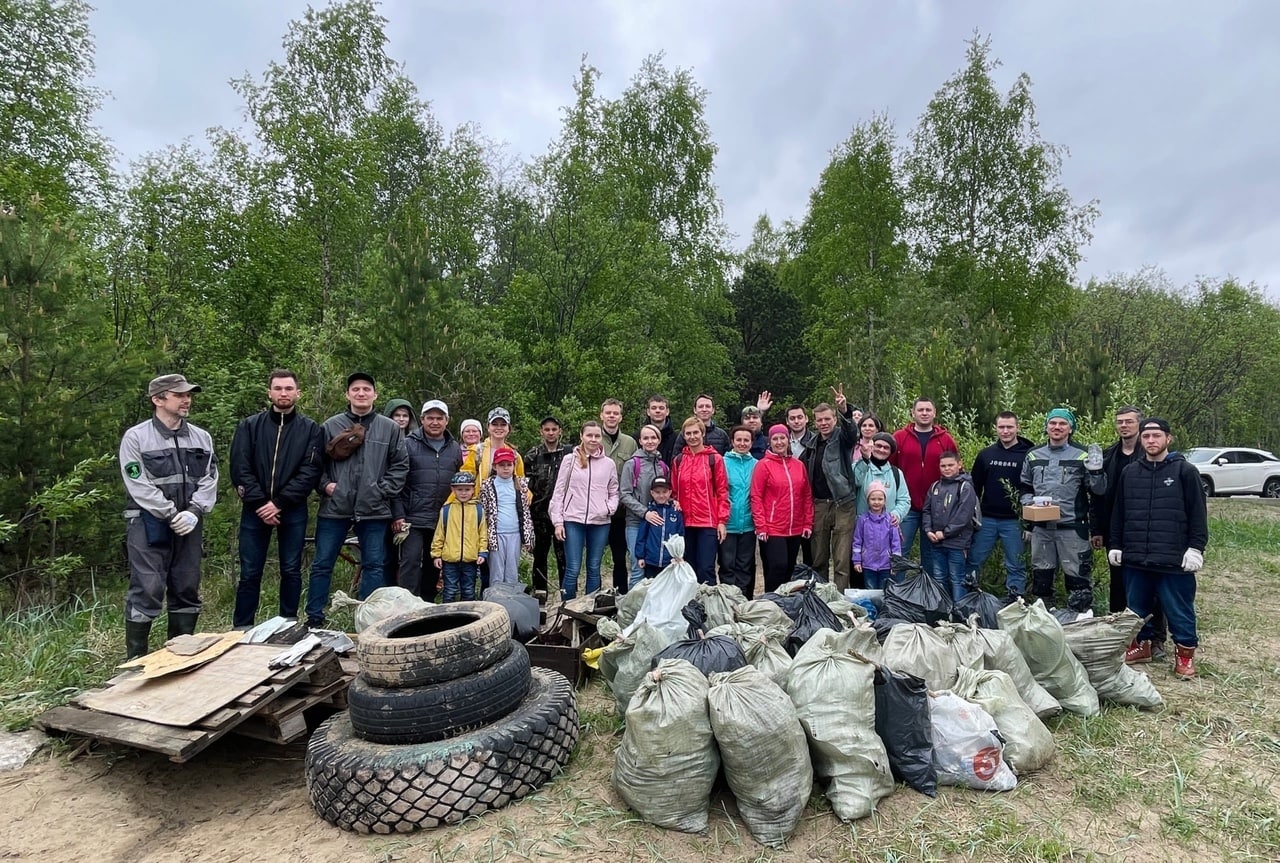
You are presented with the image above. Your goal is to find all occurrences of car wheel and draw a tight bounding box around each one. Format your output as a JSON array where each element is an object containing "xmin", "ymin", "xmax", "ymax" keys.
[
  {"xmin": 358, "ymin": 601, "xmax": 512, "ymax": 687},
  {"xmin": 1263, "ymin": 478, "xmax": 1280, "ymax": 499},
  {"xmin": 1200, "ymin": 476, "xmax": 1214, "ymax": 497}
]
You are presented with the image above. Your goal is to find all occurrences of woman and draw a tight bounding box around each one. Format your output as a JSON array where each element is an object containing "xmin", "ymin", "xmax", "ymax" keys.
[
  {"xmin": 720, "ymin": 425, "xmax": 759, "ymax": 598},
  {"xmin": 856, "ymin": 413, "xmax": 884, "ymax": 460},
  {"xmin": 549, "ymin": 421, "xmax": 619, "ymax": 600},
  {"xmin": 618, "ymin": 424, "xmax": 670, "ymax": 588},
  {"xmin": 670, "ymin": 417, "xmax": 729, "ymax": 585},
  {"xmin": 750, "ymin": 424, "xmax": 814, "ymax": 592}
]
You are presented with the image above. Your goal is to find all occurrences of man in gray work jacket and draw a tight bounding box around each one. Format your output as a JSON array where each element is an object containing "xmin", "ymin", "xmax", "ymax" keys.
[{"xmin": 119, "ymin": 374, "xmax": 219, "ymax": 658}]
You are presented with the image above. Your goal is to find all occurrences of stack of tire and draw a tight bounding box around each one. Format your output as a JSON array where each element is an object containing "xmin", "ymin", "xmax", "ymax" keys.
[{"xmin": 305, "ymin": 601, "xmax": 580, "ymax": 834}]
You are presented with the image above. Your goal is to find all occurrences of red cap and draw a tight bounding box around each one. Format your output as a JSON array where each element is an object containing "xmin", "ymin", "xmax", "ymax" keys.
[{"xmin": 492, "ymin": 447, "xmax": 517, "ymax": 465}]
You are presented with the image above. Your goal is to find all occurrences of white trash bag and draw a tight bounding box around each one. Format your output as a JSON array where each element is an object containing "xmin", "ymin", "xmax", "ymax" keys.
[
  {"xmin": 624, "ymin": 536, "xmax": 699, "ymax": 643},
  {"xmin": 928, "ymin": 689, "xmax": 1017, "ymax": 792},
  {"xmin": 330, "ymin": 587, "xmax": 431, "ymax": 633}
]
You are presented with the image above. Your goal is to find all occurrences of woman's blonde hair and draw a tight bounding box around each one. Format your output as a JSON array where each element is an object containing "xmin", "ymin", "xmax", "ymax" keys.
[{"xmin": 681, "ymin": 416, "xmax": 705, "ymax": 433}]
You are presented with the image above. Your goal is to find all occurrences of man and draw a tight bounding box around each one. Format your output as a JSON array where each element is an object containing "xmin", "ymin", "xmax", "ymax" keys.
[
  {"xmin": 1108, "ymin": 418, "xmax": 1207, "ymax": 678},
  {"xmin": 893, "ymin": 397, "xmax": 959, "ymax": 573},
  {"xmin": 968, "ymin": 411, "xmax": 1034, "ymax": 599},
  {"xmin": 800, "ymin": 385, "xmax": 859, "ymax": 589},
  {"xmin": 600, "ymin": 398, "xmax": 639, "ymax": 592},
  {"xmin": 1092, "ymin": 405, "xmax": 1168, "ymax": 654},
  {"xmin": 786, "ymin": 404, "xmax": 816, "ymax": 458},
  {"xmin": 305, "ymin": 372, "xmax": 409, "ymax": 628},
  {"xmin": 229, "ymin": 369, "xmax": 323, "ymax": 628},
  {"xmin": 393, "ymin": 399, "xmax": 463, "ymax": 602},
  {"xmin": 639, "ymin": 395, "xmax": 678, "ymax": 465},
  {"xmin": 741, "ymin": 405, "xmax": 768, "ymax": 460},
  {"xmin": 524, "ymin": 415, "xmax": 570, "ymax": 599},
  {"xmin": 693, "ymin": 393, "xmax": 731, "ymax": 454},
  {"xmin": 1020, "ymin": 407, "xmax": 1106, "ymax": 613},
  {"xmin": 118, "ymin": 374, "xmax": 218, "ymax": 658}
]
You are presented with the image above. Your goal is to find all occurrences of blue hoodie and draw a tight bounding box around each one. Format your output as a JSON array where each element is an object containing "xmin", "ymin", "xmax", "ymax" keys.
[{"xmin": 634, "ymin": 501, "xmax": 685, "ymax": 570}]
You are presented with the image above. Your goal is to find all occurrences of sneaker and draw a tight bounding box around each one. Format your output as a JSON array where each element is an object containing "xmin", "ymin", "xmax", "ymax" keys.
[{"xmin": 1125, "ymin": 639, "xmax": 1152, "ymax": 664}]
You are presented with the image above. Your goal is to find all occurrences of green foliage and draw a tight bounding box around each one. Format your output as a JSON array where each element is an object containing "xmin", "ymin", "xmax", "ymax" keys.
[{"xmin": 729, "ymin": 261, "xmax": 812, "ymax": 405}]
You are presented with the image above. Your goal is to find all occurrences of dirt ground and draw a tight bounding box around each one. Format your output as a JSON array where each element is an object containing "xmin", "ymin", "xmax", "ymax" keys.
[{"xmin": 3, "ymin": 501, "xmax": 1278, "ymax": 863}]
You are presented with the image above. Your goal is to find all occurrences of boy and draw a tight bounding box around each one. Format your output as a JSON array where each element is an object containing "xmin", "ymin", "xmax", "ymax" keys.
[
  {"xmin": 634, "ymin": 476, "xmax": 685, "ymax": 582},
  {"xmin": 852, "ymin": 481, "xmax": 902, "ymax": 589},
  {"xmin": 479, "ymin": 447, "xmax": 535, "ymax": 586},
  {"xmin": 922, "ymin": 451, "xmax": 978, "ymax": 602},
  {"xmin": 431, "ymin": 472, "xmax": 488, "ymax": 601}
]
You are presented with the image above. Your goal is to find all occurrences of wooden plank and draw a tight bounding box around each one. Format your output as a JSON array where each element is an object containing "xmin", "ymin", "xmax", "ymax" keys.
[
  {"xmin": 37, "ymin": 706, "xmax": 209, "ymax": 760},
  {"xmin": 115, "ymin": 629, "xmax": 245, "ymax": 679},
  {"xmin": 234, "ymin": 711, "xmax": 308, "ymax": 744},
  {"xmin": 79, "ymin": 644, "xmax": 285, "ymax": 727}
]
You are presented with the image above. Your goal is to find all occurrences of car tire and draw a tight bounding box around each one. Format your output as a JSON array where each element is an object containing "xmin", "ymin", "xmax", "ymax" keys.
[
  {"xmin": 1264, "ymin": 478, "xmax": 1280, "ymax": 499},
  {"xmin": 305, "ymin": 667, "xmax": 578, "ymax": 834},
  {"xmin": 1200, "ymin": 476, "xmax": 1214, "ymax": 498},
  {"xmin": 348, "ymin": 642, "xmax": 531, "ymax": 745},
  {"xmin": 358, "ymin": 601, "xmax": 512, "ymax": 687}
]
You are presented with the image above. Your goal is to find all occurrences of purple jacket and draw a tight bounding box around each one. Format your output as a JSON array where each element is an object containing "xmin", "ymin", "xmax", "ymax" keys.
[{"xmin": 852, "ymin": 510, "xmax": 902, "ymax": 571}]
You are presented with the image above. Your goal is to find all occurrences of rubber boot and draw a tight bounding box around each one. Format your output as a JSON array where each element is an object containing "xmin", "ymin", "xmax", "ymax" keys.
[
  {"xmin": 1173, "ymin": 644, "xmax": 1196, "ymax": 679},
  {"xmin": 125, "ymin": 620, "xmax": 152, "ymax": 660},
  {"xmin": 1125, "ymin": 639, "xmax": 1152, "ymax": 664},
  {"xmin": 1030, "ymin": 568, "xmax": 1056, "ymax": 608},
  {"xmin": 167, "ymin": 612, "xmax": 199, "ymax": 639}
]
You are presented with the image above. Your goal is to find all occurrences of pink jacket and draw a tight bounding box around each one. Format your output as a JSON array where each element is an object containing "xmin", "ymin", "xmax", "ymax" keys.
[
  {"xmin": 549, "ymin": 448, "xmax": 620, "ymax": 527},
  {"xmin": 749, "ymin": 450, "xmax": 814, "ymax": 537}
]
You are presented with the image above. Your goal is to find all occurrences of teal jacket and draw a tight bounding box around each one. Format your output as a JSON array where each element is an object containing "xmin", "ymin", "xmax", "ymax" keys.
[
  {"xmin": 853, "ymin": 457, "xmax": 912, "ymax": 523},
  {"xmin": 723, "ymin": 450, "xmax": 758, "ymax": 534}
]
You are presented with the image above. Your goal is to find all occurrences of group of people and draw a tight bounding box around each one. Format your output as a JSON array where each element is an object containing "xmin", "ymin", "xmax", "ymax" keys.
[{"xmin": 118, "ymin": 371, "xmax": 1208, "ymax": 677}]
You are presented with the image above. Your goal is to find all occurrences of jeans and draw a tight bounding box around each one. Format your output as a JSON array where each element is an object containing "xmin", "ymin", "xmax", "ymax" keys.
[
  {"xmin": 966, "ymin": 515, "xmax": 1027, "ymax": 595},
  {"xmin": 684, "ymin": 526, "xmax": 720, "ymax": 585},
  {"xmin": 234, "ymin": 504, "xmax": 308, "ymax": 627},
  {"xmin": 626, "ymin": 523, "xmax": 644, "ymax": 588},
  {"xmin": 442, "ymin": 561, "xmax": 478, "ymax": 602},
  {"xmin": 306, "ymin": 517, "xmax": 389, "ymax": 625},
  {"xmin": 1125, "ymin": 564, "xmax": 1197, "ymax": 647},
  {"xmin": 931, "ymin": 547, "xmax": 969, "ymax": 603},
  {"xmin": 899, "ymin": 509, "xmax": 935, "ymax": 573},
  {"xmin": 1109, "ymin": 560, "xmax": 1166, "ymax": 642},
  {"xmin": 562, "ymin": 521, "xmax": 610, "ymax": 600},
  {"xmin": 718, "ymin": 532, "xmax": 758, "ymax": 597},
  {"xmin": 862, "ymin": 568, "xmax": 892, "ymax": 589}
]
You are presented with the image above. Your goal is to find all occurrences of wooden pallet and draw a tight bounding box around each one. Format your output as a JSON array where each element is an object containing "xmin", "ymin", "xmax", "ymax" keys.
[{"xmin": 37, "ymin": 643, "xmax": 354, "ymax": 762}]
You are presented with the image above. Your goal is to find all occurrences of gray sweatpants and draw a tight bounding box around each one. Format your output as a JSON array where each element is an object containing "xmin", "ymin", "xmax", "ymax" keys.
[
  {"xmin": 488, "ymin": 532, "xmax": 523, "ymax": 585},
  {"xmin": 125, "ymin": 516, "xmax": 203, "ymax": 622}
]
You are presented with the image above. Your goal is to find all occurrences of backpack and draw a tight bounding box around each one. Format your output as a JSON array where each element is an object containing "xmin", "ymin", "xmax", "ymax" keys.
[{"xmin": 630, "ymin": 454, "xmax": 670, "ymax": 491}]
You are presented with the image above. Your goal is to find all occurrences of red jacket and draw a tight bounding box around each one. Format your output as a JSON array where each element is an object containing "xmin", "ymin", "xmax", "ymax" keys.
[
  {"xmin": 892, "ymin": 424, "xmax": 959, "ymax": 510},
  {"xmin": 749, "ymin": 450, "xmax": 814, "ymax": 537},
  {"xmin": 671, "ymin": 446, "xmax": 730, "ymax": 529}
]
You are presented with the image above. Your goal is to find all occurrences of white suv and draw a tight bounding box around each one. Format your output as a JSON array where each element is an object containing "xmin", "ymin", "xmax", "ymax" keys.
[{"xmin": 1185, "ymin": 447, "xmax": 1280, "ymax": 498}]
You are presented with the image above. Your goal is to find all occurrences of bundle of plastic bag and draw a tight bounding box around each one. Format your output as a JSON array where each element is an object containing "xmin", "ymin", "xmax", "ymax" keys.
[
  {"xmin": 953, "ymin": 666, "xmax": 1055, "ymax": 774},
  {"xmin": 708, "ymin": 665, "xmax": 813, "ymax": 848},
  {"xmin": 997, "ymin": 598, "xmax": 1099, "ymax": 717},
  {"xmin": 1062, "ymin": 611, "xmax": 1163, "ymax": 709},
  {"xmin": 695, "ymin": 582, "xmax": 747, "ymax": 629},
  {"xmin": 881, "ymin": 623, "xmax": 959, "ymax": 691},
  {"xmin": 951, "ymin": 576, "xmax": 1005, "ymax": 629},
  {"xmin": 784, "ymin": 629, "xmax": 893, "ymax": 821},
  {"xmin": 844, "ymin": 618, "xmax": 883, "ymax": 666},
  {"xmin": 874, "ymin": 666, "xmax": 936, "ymax": 796},
  {"xmin": 733, "ymin": 598, "xmax": 795, "ymax": 629},
  {"xmin": 826, "ymin": 596, "xmax": 866, "ymax": 625},
  {"xmin": 928, "ymin": 689, "xmax": 1017, "ymax": 791},
  {"xmin": 785, "ymin": 586, "xmax": 844, "ymax": 656},
  {"xmin": 600, "ymin": 621, "xmax": 675, "ymax": 716},
  {"xmin": 330, "ymin": 587, "xmax": 430, "ymax": 633},
  {"xmin": 612, "ymin": 659, "xmax": 720, "ymax": 832},
  {"xmin": 624, "ymin": 536, "xmax": 699, "ymax": 643},
  {"xmin": 651, "ymin": 602, "xmax": 748, "ymax": 678},
  {"xmin": 968, "ymin": 625, "xmax": 1061, "ymax": 718}
]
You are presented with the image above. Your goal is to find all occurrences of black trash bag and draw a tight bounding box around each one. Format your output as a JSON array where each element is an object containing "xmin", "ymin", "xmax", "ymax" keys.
[
  {"xmin": 873, "ymin": 665, "xmax": 938, "ymax": 797},
  {"xmin": 882, "ymin": 564, "xmax": 953, "ymax": 625},
  {"xmin": 651, "ymin": 599, "xmax": 748, "ymax": 677},
  {"xmin": 951, "ymin": 576, "xmax": 1004, "ymax": 629},
  {"xmin": 789, "ymin": 563, "xmax": 827, "ymax": 584},
  {"xmin": 482, "ymin": 583, "xmax": 540, "ymax": 642},
  {"xmin": 870, "ymin": 616, "xmax": 911, "ymax": 643},
  {"xmin": 759, "ymin": 590, "xmax": 806, "ymax": 621},
  {"xmin": 1051, "ymin": 607, "xmax": 1083, "ymax": 625},
  {"xmin": 784, "ymin": 587, "xmax": 843, "ymax": 657}
]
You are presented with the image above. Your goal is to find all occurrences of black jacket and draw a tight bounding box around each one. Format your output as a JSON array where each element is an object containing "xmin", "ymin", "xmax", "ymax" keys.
[
  {"xmin": 229, "ymin": 409, "xmax": 323, "ymax": 510},
  {"xmin": 524, "ymin": 442, "xmax": 571, "ymax": 513},
  {"xmin": 394, "ymin": 428, "xmax": 464, "ymax": 526},
  {"xmin": 1110, "ymin": 453, "xmax": 1208, "ymax": 572},
  {"xmin": 704, "ymin": 420, "xmax": 731, "ymax": 455},
  {"xmin": 1091, "ymin": 439, "xmax": 1143, "ymax": 541},
  {"xmin": 971, "ymin": 436, "xmax": 1034, "ymax": 519}
]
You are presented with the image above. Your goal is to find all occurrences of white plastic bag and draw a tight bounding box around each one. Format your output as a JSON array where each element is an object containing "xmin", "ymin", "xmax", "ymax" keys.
[
  {"xmin": 330, "ymin": 587, "xmax": 431, "ymax": 633},
  {"xmin": 624, "ymin": 536, "xmax": 699, "ymax": 643},
  {"xmin": 928, "ymin": 689, "xmax": 1017, "ymax": 791},
  {"xmin": 953, "ymin": 667, "xmax": 1056, "ymax": 774}
]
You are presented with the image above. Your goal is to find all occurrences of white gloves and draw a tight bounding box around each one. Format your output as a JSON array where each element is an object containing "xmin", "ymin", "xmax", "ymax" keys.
[
  {"xmin": 1182, "ymin": 549, "xmax": 1204, "ymax": 572},
  {"xmin": 1085, "ymin": 443, "xmax": 1104, "ymax": 471},
  {"xmin": 1107, "ymin": 549, "xmax": 1122, "ymax": 567},
  {"xmin": 170, "ymin": 510, "xmax": 199, "ymax": 536}
]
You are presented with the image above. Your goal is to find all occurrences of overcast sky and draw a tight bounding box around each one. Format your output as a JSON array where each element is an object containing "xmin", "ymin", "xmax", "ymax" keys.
[{"xmin": 88, "ymin": 0, "xmax": 1279, "ymax": 298}]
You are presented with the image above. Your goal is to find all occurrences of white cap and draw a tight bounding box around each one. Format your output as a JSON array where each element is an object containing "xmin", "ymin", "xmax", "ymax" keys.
[{"xmin": 420, "ymin": 399, "xmax": 449, "ymax": 416}]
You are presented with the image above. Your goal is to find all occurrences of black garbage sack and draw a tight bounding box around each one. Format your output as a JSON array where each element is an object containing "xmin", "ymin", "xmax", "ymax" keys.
[
  {"xmin": 651, "ymin": 600, "xmax": 748, "ymax": 677},
  {"xmin": 784, "ymin": 586, "xmax": 843, "ymax": 657},
  {"xmin": 759, "ymin": 590, "xmax": 806, "ymax": 621},
  {"xmin": 873, "ymin": 665, "xmax": 937, "ymax": 797},
  {"xmin": 951, "ymin": 576, "xmax": 1004, "ymax": 629},
  {"xmin": 882, "ymin": 561, "xmax": 952, "ymax": 625},
  {"xmin": 482, "ymin": 582, "xmax": 540, "ymax": 642},
  {"xmin": 870, "ymin": 616, "xmax": 911, "ymax": 643},
  {"xmin": 789, "ymin": 563, "xmax": 828, "ymax": 584}
]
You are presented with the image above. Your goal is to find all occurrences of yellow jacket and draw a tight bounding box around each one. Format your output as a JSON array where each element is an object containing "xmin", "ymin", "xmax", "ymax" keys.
[
  {"xmin": 461, "ymin": 438, "xmax": 526, "ymax": 485},
  {"xmin": 430, "ymin": 498, "xmax": 488, "ymax": 563}
]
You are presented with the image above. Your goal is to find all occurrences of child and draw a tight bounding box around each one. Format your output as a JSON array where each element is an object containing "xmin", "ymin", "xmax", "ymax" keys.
[
  {"xmin": 431, "ymin": 472, "xmax": 488, "ymax": 601},
  {"xmin": 852, "ymin": 481, "xmax": 902, "ymax": 589},
  {"xmin": 922, "ymin": 451, "xmax": 979, "ymax": 602},
  {"xmin": 479, "ymin": 447, "xmax": 535, "ymax": 586},
  {"xmin": 633, "ymin": 476, "xmax": 685, "ymax": 582}
]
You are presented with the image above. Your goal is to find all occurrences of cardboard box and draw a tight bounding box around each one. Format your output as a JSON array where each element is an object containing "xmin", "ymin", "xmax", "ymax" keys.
[{"xmin": 1022, "ymin": 504, "xmax": 1061, "ymax": 522}]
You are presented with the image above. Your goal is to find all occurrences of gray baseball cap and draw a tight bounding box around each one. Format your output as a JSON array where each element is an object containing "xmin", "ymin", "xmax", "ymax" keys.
[{"xmin": 148, "ymin": 374, "xmax": 201, "ymax": 398}]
